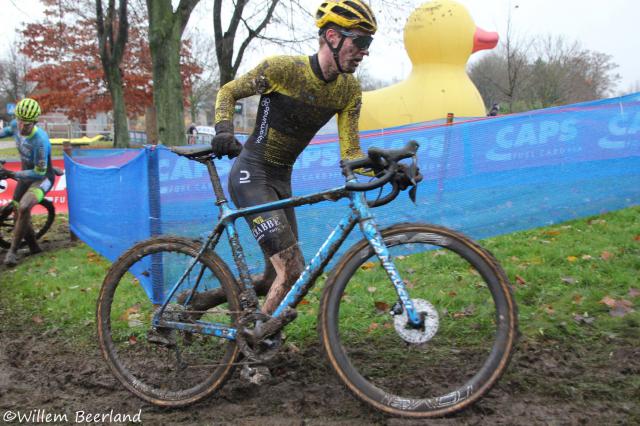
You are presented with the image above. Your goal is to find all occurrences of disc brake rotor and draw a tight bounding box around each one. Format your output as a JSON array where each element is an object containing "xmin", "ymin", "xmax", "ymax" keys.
[{"xmin": 393, "ymin": 299, "xmax": 440, "ymax": 344}]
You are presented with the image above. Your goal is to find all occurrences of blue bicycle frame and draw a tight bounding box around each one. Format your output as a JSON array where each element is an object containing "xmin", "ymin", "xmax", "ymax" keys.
[{"xmin": 153, "ymin": 157, "xmax": 423, "ymax": 339}]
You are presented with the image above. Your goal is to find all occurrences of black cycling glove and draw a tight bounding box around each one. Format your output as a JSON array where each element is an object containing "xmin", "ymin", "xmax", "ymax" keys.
[
  {"xmin": 0, "ymin": 169, "xmax": 15, "ymax": 180},
  {"xmin": 212, "ymin": 120, "xmax": 243, "ymax": 159}
]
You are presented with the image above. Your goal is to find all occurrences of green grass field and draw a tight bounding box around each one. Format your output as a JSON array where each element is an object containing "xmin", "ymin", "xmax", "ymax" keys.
[{"xmin": 1, "ymin": 206, "xmax": 638, "ymax": 349}]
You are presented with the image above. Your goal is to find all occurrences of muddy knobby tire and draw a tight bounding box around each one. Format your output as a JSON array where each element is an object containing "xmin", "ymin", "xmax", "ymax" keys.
[
  {"xmin": 318, "ymin": 223, "xmax": 518, "ymax": 418},
  {"xmin": 0, "ymin": 198, "xmax": 55, "ymax": 249},
  {"xmin": 97, "ymin": 236, "xmax": 241, "ymax": 407}
]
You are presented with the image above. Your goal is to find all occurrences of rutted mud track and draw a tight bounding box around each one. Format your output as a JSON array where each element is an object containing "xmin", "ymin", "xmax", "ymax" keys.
[{"xmin": 1, "ymin": 222, "xmax": 638, "ymax": 424}]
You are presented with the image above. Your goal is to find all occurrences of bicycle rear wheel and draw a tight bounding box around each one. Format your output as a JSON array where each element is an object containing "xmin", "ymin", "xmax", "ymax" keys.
[
  {"xmin": 0, "ymin": 199, "xmax": 55, "ymax": 249},
  {"xmin": 319, "ymin": 223, "xmax": 518, "ymax": 418},
  {"xmin": 97, "ymin": 236, "xmax": 241, "ymax": 407}
]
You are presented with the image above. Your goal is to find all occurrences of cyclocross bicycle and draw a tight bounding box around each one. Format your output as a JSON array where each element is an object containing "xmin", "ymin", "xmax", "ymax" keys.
[
  {"xmin": 0, "ymin": 160, "xmax": 60, "ymax": 249},
  {"xmin": 97, "ymin": 141, "xmax": 518, "ymax": 418}
]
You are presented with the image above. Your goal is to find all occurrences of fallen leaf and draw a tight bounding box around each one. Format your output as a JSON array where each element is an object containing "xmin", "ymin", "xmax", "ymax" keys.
[
  {"xmin": 367, "ymin": 323, "xmax": 379, "ymax": 333},
  {"xmin": 515, "ymin": 275, "xmax": 527, "ymax": 286},
  {"xmin": 448, "ymin": 291, "xmax": 457, "ymax": 297},
  {"xmin": 561, "ymin": 277, "xmax": 577, "ymax": 285},
  {"xmin": 567, "ymin": 256, "xmax": 578, "ymax": 262},
  {"xmin": 572, "ymin": 294, "xmax": 584, "ymax": 304},
  {"xmin": 128, "ymin": 335, "xmax": 138, "ymax": 345},
  {"xmin": 543, "ymin": 230, "xmax": 561, "ymax": 236},
  {"xmin": 609, "ymin": 300, "xmax": 635, "ymax": 318},
  {"xmin": 32, "ymin": 315, "xmax": 44, "ymax": 324},
  {"xmin": 119, "ymin": 304, "xmax": 141, "ymax": 321},
  {"xmin": 360, "ymin": 262, "xmax": 376, "ymax": 271},
  {"xmin": 298, "ymin": 299, "xmax": 310, "ymax": 305},
  {"xmin": 374, "ymin": 301, "xmax": 389, "ymax": 313},
  {"xmin": 628, "ymin": 288, "xmax": 640, "ymax": 298},
  {"xmin": 599, "ymin": 296, "xmax": 617, "ymax": 308},
  {"xmin": 633, "ymin": 235, "xmax": 640, "ymax": 242},
  {"xmin": 581, "ymin": 255, "xmax": 593, "ymax": 260},
  {"xmin": 543, "ymin": 304, "xmax": 555, "ymax": 315},
  {"xmin": 600, "ymin": 251, "xmax": 614, "ymax": 261},
  {"xmin": 367, "ymin": 286, "xmax": 377, "ymax": 293}
]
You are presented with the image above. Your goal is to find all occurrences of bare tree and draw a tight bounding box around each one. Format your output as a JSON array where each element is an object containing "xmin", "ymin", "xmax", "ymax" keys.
[
  {"xmin": 213, "ymin": 0, "xmax": 281, "ymax": 86},
  {"xmin": 183, "ymin": 29, "xmax": 219, "ymax": 124},
  {"xmin": 96, "ymin": 0, "xmax": 131, "ymax": 148},
  {"xmin": 471, "ymin": 32, "xmax": 620, "ymax": 113},
  {"xmin": 0, "ymin": 45, "xmax": 35, "ymax": 105},
  {"xmin": 528, "ymin": 36, "xmax": 620, "ymax": 106}
]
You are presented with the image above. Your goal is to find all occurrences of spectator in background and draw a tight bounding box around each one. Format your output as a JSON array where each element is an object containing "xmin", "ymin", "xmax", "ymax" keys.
[
  {"xmin": 488, "ymin": 103, "xmax": 500, "ymax": 116},
  {"xmin": 187, "ymin": 123, "xmax": 198, "ymax": 145}
]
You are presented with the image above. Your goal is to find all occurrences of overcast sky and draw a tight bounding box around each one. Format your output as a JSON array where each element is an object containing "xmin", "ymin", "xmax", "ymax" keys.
[{"xmin": 3, "ymin": 0, "xmax": 639, "ymax": 94}]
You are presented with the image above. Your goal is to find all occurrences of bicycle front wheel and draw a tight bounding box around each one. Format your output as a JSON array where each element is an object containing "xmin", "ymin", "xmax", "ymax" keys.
[
  {"xmin": 319, "ymin": 223, "xmax": 518, "ymax": 418},
  {"xmin": 0, "ymin": 199, "xmax": 55, "ymax": 249},
  {"xmin": 97, "ymin": 236, "xmax": 241, "ymax": 407}
]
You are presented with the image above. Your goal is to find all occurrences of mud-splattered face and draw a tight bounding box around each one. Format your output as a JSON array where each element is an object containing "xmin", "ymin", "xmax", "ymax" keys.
[
  {"xmin": 324, "ymin": 27, "xmax": 371, "ymax": 74},
  {"xmin": 336, "ymin": 29, "xmax": 371, "ymax": 73}
]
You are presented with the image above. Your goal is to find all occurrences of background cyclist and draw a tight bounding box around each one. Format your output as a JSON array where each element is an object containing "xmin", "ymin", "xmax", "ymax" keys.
[{"xmin": 0, "ymin": 98, "xmax": 55, "ymax": 267}]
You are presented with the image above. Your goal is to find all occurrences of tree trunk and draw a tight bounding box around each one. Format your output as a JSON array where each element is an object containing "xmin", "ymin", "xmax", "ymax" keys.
[
  {"xmin": 108, "ymin": 69, "xmax": 130, "ymax": 148},
  {"xmin": 96, "ymin": 0, "xmax": 131, "ymax": 148},
  {"xmin": 147, "ymin": 0, "xmax": 199, "ymax": 146}
]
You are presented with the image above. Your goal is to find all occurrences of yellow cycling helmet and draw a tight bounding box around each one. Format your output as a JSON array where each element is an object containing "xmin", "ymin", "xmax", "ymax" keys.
[
  {"xmin": 316, "ymin": 0, "xmax": 377, "ymax": 34},
  {"xmin": 15, "ymin": 98, "xmax": 41, "ymax": 122}
]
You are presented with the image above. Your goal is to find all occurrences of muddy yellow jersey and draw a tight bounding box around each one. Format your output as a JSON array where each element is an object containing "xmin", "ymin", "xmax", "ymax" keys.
[{"xmin": 215, "ymin": 54, "xmax": 364, "ymax": 168}]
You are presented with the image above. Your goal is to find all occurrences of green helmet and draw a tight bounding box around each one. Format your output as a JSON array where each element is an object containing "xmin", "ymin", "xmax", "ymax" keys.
[{"xmin": 15, "ymin": 98, "xmax": 41, "ymax": 122}]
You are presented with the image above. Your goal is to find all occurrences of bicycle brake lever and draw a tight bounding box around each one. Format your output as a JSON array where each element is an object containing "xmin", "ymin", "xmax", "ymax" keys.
[
  {"xmin": 409, "ymin": 155, "xmax": 418, "ymax": 186},
  {"xmin": 409, "ymin": 185, "xmax": 417, "ymax": 204}
]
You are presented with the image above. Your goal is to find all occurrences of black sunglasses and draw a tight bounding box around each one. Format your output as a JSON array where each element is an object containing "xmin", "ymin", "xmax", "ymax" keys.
[{"xmin": 339, "ymin": 30, "xmax": 374, "ymax": 50}]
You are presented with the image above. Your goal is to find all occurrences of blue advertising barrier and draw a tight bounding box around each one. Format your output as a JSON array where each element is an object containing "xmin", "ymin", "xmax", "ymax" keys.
[{"xmin": 65, "ymin": 93, "xmax": 640, "ymax": 302}]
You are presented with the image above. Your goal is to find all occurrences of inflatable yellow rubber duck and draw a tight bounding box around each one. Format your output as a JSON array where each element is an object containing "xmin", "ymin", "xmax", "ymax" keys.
[{"xmin": 359, "ymin": 0, "xmax": 499, "ymax": 130}]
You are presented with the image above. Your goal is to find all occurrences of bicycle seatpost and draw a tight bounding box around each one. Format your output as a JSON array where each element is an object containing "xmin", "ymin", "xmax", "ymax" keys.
[{"xmin": 204, "ymin": 159, "xmax": 228, "ymax": 207}]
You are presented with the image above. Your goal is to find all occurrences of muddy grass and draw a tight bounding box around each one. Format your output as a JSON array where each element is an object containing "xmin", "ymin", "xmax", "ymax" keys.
[{"xmin": 1, "ymin": 221, "xmax": 639, "ymax": 425}]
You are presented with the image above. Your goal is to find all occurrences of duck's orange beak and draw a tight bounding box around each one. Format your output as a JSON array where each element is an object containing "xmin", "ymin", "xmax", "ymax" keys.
[{"xmin": 472, "ymin": 26, "xmax": 499, "ymax": 53}]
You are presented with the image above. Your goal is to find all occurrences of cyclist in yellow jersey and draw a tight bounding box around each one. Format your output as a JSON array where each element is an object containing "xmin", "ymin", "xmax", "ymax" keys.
[{"xmin": 210, "ymin": 0, "xmax": 379, "ymax": 319}]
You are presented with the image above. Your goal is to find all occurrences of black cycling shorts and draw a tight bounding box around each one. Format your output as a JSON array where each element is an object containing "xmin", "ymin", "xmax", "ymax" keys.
[{"xmin": 228, "ymin": 157, "xmax": 298, "ymax": 258}]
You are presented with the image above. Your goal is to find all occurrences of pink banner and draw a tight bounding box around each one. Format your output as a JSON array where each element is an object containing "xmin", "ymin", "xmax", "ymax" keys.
[{"xmin": 0, "ymin": 159, "xmax": 68, "ymax": 214}]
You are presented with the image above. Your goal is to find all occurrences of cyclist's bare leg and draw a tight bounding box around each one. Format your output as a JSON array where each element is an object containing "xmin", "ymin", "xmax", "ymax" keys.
[
  {"xmin": 4, "ymin": 192, "xmax": 38, "ymax": 266},
  {"xmin": 261, "ymin": 243, "xmax": 304, "ymax": 315}
]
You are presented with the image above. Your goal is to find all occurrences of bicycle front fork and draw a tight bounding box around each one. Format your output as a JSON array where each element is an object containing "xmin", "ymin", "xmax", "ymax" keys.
[{"xmin": 360, "ymin": 217, "xmax": 424, "ymax": 329}]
